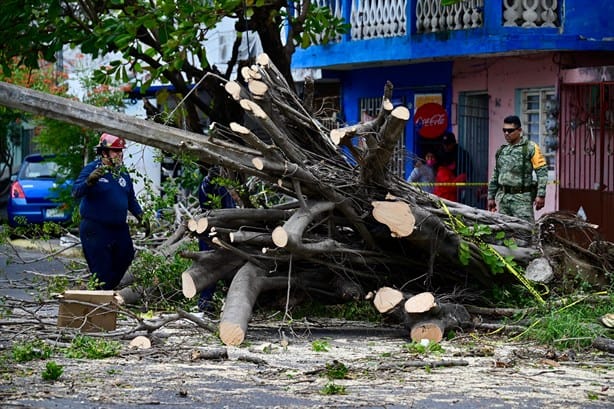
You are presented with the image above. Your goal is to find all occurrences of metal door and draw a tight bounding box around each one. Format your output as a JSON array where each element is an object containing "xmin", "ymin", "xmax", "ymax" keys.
[
  {"xmin": 457, "ymin": 92, "xmax": 489, "ymax": 209},
  {"xmin": 559, "ymin": 83, "xmax": 614, "ymax": 241}
]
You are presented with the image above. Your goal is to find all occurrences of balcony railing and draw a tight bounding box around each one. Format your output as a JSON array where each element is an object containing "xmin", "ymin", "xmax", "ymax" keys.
[
  {"xmin": 311, "ymin": 0, "xmax": 559, "ymax": 42},
  {"xmin": 502, "ymin": 0, "xmax": 559, "ymax": 28},
  {"xmin": 416, "ymin": 0, "xmax": 483, "ymax": 33}
]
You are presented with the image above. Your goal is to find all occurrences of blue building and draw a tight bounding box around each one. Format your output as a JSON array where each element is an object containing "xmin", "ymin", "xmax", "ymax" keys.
[{"xmin": 292, "ymin": 0, "xmax": 614, "ymax": 239}]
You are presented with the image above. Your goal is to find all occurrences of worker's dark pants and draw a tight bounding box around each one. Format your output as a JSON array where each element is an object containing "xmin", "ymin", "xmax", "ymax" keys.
[
  {"xmin": 80, "ymin": 219, "xmax": 135, "ymax": 290},
  {"xmin": 198, "ymin": 239, "xmax": 216, "ymax": 311}
]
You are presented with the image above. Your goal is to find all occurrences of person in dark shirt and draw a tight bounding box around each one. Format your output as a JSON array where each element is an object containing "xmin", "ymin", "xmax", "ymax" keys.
[
  {"xmin": 436, "ymin": 131, "xmax": 473, "ymax": 202},
  {"xmin": 72, "ymin": 133, "xmax": 147, "ymax": 290},
  {"xmin": 197, "ymin": 166, "xmax": 237, "ymax": 311}
]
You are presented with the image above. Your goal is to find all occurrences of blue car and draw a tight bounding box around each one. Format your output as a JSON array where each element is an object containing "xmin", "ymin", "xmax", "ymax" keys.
[{"xmin": 7, "ymin": 154, "xmax": 72, "ymax": 227}]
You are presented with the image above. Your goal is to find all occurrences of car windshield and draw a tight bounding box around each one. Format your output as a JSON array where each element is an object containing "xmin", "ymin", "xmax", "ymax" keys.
[{"xmin": 23, "ymin": 160, "xmax": 60, "ymax": 179}]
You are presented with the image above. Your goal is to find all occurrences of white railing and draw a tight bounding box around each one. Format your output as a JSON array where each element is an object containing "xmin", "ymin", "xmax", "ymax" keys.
[
  {"xmin": 503, "ymin": 0, "xmax": 559, "ymax": 27},
  {"xmin": 309, "ymin": 0, "xmax": 559, "ymax": 42},
  {"xmin": 416, "ymin": 0, "xmax": 484, "ymax": 33},
  {"xmin": 350, "ymin": 0, "xmax": 408, "ymax": 40}
]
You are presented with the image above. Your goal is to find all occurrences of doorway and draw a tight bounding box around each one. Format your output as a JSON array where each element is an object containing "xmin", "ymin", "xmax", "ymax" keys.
[
  {"xmin": 458, "ymin": 92, "xmax": 490, "ymax": 209},
  {"xmin": 559, "ymin": 82, "xmax": 614, "ymax": 241}
]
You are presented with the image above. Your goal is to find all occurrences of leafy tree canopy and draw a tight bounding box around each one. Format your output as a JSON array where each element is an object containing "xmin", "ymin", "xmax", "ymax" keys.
[{"xmin": 0, "ymin": 0, "xmax": 348, "ymax": 133}]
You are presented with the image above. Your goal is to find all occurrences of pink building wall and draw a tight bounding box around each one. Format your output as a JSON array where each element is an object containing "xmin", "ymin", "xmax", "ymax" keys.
[{"xmin": 452, "ymin": 53, "xmax": 560, "ymax": 216}]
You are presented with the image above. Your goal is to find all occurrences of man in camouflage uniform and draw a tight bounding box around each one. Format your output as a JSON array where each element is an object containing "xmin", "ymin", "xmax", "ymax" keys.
[{"xmin": 487, "ymin": 115, "xmax": 548, "ymax": 223}]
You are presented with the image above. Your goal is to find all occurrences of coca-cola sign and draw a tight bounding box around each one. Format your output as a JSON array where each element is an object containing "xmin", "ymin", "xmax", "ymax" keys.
[{"xmin": 414, "ymin": 102, "xmax": 448, "ymax": 139}]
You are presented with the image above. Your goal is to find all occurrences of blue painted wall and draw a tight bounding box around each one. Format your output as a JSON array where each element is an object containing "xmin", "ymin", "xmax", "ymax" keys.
[
  {"xmin": 292, "ymin": 0, "xmax": 614, "ymax": 70},
  {"xmin": 563, "ymin": 0, "xmax": 614, "ymax": 38},
  {"xmin": 322, "ymin": 61, "xmax": 453, "ymax": 177}
]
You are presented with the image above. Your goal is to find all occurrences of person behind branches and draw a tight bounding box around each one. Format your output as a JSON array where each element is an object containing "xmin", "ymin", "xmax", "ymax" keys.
[
  {"xmin": 196, "ymin": 166, "xmax": 237, "ymax": 312},
  {"xmin": 408, "ymin": 152, "xmax": 436, "ymax": 193}
]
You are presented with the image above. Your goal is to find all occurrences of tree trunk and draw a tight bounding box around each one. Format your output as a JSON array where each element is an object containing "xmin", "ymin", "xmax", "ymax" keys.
[{"xmin": 0, "ymin": 55, "xmax": 610, "ymax": 346}]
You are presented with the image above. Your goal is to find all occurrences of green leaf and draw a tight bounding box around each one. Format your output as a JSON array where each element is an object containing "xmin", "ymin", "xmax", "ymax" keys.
[{"xmin": 458, "ymin": 241, "xmax": 470, "ymax": 265}]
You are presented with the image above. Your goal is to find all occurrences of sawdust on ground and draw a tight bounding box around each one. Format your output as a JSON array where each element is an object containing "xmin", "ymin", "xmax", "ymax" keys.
[{"xmin": 1, "ymin": 313, "xmax": 613, "ymax": 409}]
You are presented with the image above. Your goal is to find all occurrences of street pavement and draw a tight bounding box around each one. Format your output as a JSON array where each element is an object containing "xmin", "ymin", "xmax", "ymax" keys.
[{"xmin": 0, "ymin": 230, "xmax": 612, "ymax": 409}]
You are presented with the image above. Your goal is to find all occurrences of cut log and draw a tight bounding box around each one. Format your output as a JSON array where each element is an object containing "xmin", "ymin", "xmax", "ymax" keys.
[
  {"xmin": 191, "ymin": 347, "xmax": 229, "ymax": 361},
  {"xmin": 129, "ymin": 335, "xmax": 152, "ymax": 349},
  {"xmin": 256, "ymin": 53, "xmax": 270, "ymax": 67},
  {"xmin": 330, "ymin": 128, "xmax": 347, "ymax": 145},
  {"xmin": 371, "ymin": 200, "xmax": 416, "ymax": 238},
  {"xmin": 240, "ymin": 98, "xmax": 267, "ymax": 119},
  {"xmin": 247, "ymin": 80, "xmax": 268, "ymax": 97},
  {"xmin": 373, "ymin": 286, "xmax": 404, "ymax": 313},
  {"xmin": 1, "ymin": 55, "xmax": 608, "ymax": 347},
  {"xmin": 229, "ymin": 122, "xmax": 273, "ymax": 153},
  {"xmin": 219, "ymin": 262, "xmax": 267, "ymax": 346},
  {"xmin": 592, "ymin": 336, "xmax": 614, "ymax": 353},
  {"xmin": 196, "ymin": 218, "xmax": 208, "ymax": 235},
  {"xmin": 410, "ymin": 320, "xmax": 445, "ymax": 343},
  {"xmin": 404, "ymin": 292, "xmax": 437, "ymax": 314},
  {"xmin": 229, "ymin": 230, "xmax": 274, "ymax": 247},
  {"xmin": 181, "ymin": 250, "xmax": 244, "ymax": 298},
  {"xmin": 224, "ymin": 81, "xmax": 245, "ymax": 101},
  {"xmin": 272, "ymin": 201, "xmax": 335, "ymax": 250}
]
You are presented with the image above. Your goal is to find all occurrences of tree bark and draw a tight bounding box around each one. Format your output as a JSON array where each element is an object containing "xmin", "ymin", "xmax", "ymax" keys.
[{"xmin": 1, "ymin": 55, "xmax": 611, "ymax": 346}]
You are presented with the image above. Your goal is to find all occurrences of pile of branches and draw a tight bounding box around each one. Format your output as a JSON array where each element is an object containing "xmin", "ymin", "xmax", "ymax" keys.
[
  {"xmin": 0, "ymin": 56, "xmax": 610, "ymax": 346},
  {"xmin": 114, "ymin": 54, "xmax": 608, "ymax": 345}
]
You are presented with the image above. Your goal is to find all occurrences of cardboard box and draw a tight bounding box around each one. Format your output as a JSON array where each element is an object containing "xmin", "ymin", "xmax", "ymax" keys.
[{"xmin": 57, "ymin": 290, "xmax": 119, "ymax": 332}]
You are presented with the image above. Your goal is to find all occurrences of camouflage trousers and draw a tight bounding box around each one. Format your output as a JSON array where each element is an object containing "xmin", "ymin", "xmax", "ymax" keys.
[{"xmin": 495, "ymin": 190, "xmax": 534, "ymax": 223}]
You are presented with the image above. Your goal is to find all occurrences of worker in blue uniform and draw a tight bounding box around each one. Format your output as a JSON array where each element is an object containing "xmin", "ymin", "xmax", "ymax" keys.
[
  {"xmin": 72, "ymin": 133, "xmax": 148, "ymax": 290},
  {"xmin": 197, "ymin": 166, "xmax": 236, "ymax": 311}
]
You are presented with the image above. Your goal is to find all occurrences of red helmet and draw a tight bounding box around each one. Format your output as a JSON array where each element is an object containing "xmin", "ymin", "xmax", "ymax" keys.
[{"xmin": 97, "ymin": 133, "xmax": 126, "ymax": 150}]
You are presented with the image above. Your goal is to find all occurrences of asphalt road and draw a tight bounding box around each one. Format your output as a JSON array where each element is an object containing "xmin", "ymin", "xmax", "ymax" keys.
[{"xmin": 0, "ymin": 232, "xmax": 612, "ymax": 409}]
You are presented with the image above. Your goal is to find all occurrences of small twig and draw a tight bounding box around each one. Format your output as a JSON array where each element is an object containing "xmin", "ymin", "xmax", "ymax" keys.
[{"xmin": 176, "ymin": 308, "xmax": 217, "ymax": 333}]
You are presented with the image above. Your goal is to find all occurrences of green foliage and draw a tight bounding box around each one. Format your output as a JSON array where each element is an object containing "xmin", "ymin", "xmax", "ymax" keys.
[
  {"xmin": 0, "ymin": 0, "xmax": 349, "ymax": 132},
  {"xmin": 320, "ymin": 382, "xmax": 347, "ymax": 395},
  {"xmin": 9, "ymin": 221, "xmax": 66, "ymax": 238},
  {"xmin": 86, "ymin": 275, "xmax": 106, "ymax": 291},
  {"xmin": 37, "ymin": 274, "xmax": 70, "ymax": 298},
  {"xmin": 128, "ymin": 243, "xmax": 197, "ymax": 310},
  {"xmin": 1, "ymin": 59, "xmax": 128, "ymax": 225},
  {"xmin": 311, "ymin": 339, "xmax": 331, "ymax": 352},
  {"xmin": 139, "ymin": 153, "xmax": 202, "ymax": 214},
  {"xmin": 324, "ymin": 360, "xmax": 348, "ymax": 380},
  {"xmin": 519, "ymin": 293, "xmax": 614, "ymax": 349},
  {"xmin": 41, "ymin": 361, "xmax": 63, "ymax": 381},
  {"xmin": 403, "ymin": 340, "xmax": 445, "ymax": 355},
  {"xmin": 456, "ymin": 223, "xmax": 519, "ymax": 274},
  {"xmin": 11, "ymin": 339, "xmax": 53, "ymax": 363},
  {"xmin": 64, "ymin": 335, "xmax": 121, "ymax": 359},
  {"xmin": 486, "ymin": 284, "xmax": 537, "ymax": 308},
  {"xmin": 288, "ymin": 4, "xmax": 350, "ymax": 49}
]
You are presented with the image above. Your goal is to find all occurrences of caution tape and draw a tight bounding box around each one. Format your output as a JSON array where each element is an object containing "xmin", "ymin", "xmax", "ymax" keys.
[
  {"xmin": 439, "ymin": 198, "xmax": 546, "ymax": 306},
  {"xmin": 409, "ymin": 181, "xmax": 560, "ymax": 187},
  {"xmin": 410, "ymin": 182, "xmax": 488, "ymax": 187}
]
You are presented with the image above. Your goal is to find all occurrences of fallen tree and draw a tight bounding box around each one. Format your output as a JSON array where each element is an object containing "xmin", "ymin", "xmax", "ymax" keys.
[{"xmin": 0, "ymin": 55, "xmax": 611, "ymax": 346}]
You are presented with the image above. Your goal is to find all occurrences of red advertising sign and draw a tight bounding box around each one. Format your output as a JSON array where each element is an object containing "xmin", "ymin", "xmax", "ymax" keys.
[{"xmin": 414, "ymin": 103, "xmax": 448, "ymax": 139}]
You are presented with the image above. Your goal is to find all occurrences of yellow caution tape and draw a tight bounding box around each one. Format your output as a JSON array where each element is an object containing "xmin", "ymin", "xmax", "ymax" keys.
[
  {"xmin": 485, "ymin": 243, "xmax": 545, "ymax": 305},
  {"xmin": 439, "ymin": 198, "xmax": 546, "ymax": 305},
  {"xmin": 409, "ymin": 181, "xmax": 560, "ymax": 187}
]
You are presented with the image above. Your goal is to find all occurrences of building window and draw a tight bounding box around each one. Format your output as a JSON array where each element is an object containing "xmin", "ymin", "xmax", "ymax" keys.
[{"xmin": 520, "ymin": 88, "xmax": 557, "ymax": 174}]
